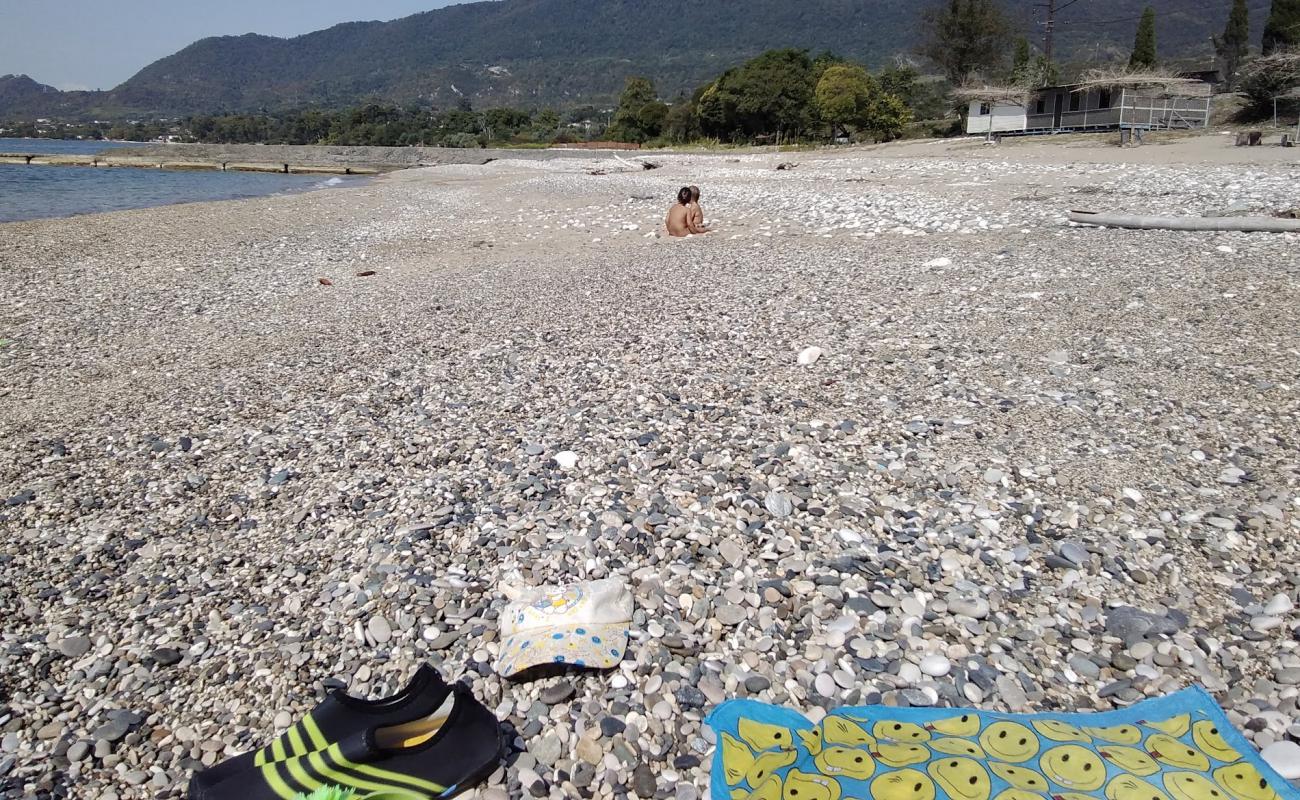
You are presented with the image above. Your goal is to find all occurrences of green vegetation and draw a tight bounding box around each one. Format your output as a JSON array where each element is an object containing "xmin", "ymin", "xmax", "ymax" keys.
[
  {"xmin": 919, "ymin": 0, "xmax": 1015, "ymax": 84},
  {"xmin": 1215, "ymin": 0, "xmax": 1251, "ymax": 88},
  {"xmin": 607, "ymin": 79, "xmax": 669, "ymax": 143},
  {"xmin": 177, "ymin": 103, "xmax": 595, "ymax": 147},
  {"xmin": 1129, "ymin": 7, "xmax": 1159, "ymax": 68},
  {"xmin": 1010, "ymin": 37, "xmax": 1059, "ymax": 88},
  {"xmin": 604, "ymin": 50, "xmax": 915, "ymax": 146},
  {"xmin": 1263, "ymin": 0, "xmax": 1300, "ymax": 54},
  {"xmin": 815, "ymin": 64, "xmax": 913, "ymax": 142}
]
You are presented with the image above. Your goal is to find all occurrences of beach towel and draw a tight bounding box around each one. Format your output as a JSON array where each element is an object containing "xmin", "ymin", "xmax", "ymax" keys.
[{"xmin": 705, "ymin": 686, "xmax": 1296, "ymax": 800}]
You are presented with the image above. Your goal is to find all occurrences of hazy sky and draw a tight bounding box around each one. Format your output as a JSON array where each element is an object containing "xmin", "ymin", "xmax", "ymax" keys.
[{"xmin": 1, "ymin": 0, "xmax": 469, "ymax": 91}]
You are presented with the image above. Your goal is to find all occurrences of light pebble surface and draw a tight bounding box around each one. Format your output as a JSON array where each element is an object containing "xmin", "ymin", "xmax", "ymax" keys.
[{"xmin": 1, "ymin": 137, "xmax": 1299, "ymax": 799}]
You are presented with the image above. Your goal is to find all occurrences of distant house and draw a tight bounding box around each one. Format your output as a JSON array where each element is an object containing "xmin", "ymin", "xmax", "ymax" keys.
[{"xmin": 966, "ymin": 83, "xmax": 1212, "ymax": 136}]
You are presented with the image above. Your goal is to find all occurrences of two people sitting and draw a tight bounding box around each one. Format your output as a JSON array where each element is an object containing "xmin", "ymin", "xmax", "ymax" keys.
[{"xmin": 666, "ymin": 185, "xmax": 712, "ymax": 237}]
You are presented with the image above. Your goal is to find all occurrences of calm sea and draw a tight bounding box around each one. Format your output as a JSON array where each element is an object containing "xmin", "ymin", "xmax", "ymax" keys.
[{"xmin": 0, "ymin": 138, "xmax": 355, "ymax": 224}]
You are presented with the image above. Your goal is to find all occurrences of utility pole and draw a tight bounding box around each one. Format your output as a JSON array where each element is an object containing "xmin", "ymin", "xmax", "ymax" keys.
[{"xmin": 1043, "ymin": 0, "xmax": 1057, "ymax": 63}]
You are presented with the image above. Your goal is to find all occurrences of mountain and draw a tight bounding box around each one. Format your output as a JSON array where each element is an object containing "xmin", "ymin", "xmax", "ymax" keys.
[
  {"xmin": 2, "ymin": 0, "xmax": 1237, "ymax": 119},
  {"xmin": 0, "ymin": 75, "xmax": 74, "ymax": 116}
]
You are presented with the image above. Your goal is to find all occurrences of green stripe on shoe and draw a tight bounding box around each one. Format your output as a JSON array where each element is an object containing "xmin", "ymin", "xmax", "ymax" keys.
[
  {"xmin": 260, "ymin": 761, "xmax": 299, "ymax": 800},
  {"xmin": 329, "ymin": 746, "xmax": 447, "ymax": 795},
  {"xmin": 287, "ymin": 723, "xmax": 309, "ymax": 757},
  {"xmin": 304, "ymin": 748, "xmax": 412, "ymax": 796},
  {"xmin": 302, "ymin": 715, "xmax": 329, "ymax": 750}
]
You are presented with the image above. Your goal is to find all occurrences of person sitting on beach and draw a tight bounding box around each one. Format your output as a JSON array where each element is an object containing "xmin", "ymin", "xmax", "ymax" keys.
[
  {"xmin": 666, "ymin": 186, "xmax": 710, "ymax": 237},
  {"xmin": 687, "ymin": 185, "xmax": 711, "ymax": 233}
]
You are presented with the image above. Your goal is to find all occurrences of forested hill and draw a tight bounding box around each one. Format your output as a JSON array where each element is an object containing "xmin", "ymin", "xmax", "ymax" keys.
[{"xmin": 3, "ymin": 0, "xmax": 1236, "ymax": 119}]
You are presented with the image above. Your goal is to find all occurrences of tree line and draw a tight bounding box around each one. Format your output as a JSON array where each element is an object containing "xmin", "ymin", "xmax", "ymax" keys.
[{"xmin": 604, "ymin": 50, "xmax": 930, "ymax": 146}]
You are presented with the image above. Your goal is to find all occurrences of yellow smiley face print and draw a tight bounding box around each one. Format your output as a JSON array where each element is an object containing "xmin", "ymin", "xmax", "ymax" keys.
[
  {"xmin": 814, "ymin": 746, "xmax": 875, "ymax": 781},
  {"xmin": 1163, "ymin": 772, "xmax": 1231, "ymax": 800},
  {"xmin": 1040, "ymin": 744, "xmax": 1106, "ymax": 791},
  {"xmin": 1146, "ymin": 734, "xmax": 1210, "ymax": 771},
  {"xmin": 1212, "ymin": 763, "xmax": 1281, "ymax": 800},
  {"xmin": 1099, "ymin": 745, "xmax": 1161, "ymax": 776},
  {"xmin": 928, "ymin": 757, "xmax": 993, "ymax": 800},
  {"xmin": 988, "ymin": 761, "xmax": 1050, "ymax": 793},
  {"xmin": 980, "ymin": 721, "xmax": 1040, "ymax": 763},
  {"xmin": 1191, "ymin": 721, "xmax": 1243, "ymax": 764},
  {"xmin": 869, "ymin": 769, "xmax": 937, "ymax": 800}
]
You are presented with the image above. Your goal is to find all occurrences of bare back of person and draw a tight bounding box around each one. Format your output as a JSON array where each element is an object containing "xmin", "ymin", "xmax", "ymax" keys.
[{"xmin": 666, "ymin": 203, "xmax": 692, "ymax": 237}]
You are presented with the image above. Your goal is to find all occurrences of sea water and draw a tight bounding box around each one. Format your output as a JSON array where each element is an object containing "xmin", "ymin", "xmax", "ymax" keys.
[{"xmin": 0, "ymin": 139, "xmax": 355, "ymax": 223}]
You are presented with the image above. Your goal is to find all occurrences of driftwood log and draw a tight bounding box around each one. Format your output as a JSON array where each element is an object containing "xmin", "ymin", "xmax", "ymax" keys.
[{"xmin": 1070, "ymin": 210, "xmax": 1300, "ymax": 233}]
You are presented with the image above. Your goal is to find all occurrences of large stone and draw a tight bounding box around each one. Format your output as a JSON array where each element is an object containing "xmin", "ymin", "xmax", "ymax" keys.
[{"xmin": 56, "ymin": 636, "xmax": 92, "ymax": 659}]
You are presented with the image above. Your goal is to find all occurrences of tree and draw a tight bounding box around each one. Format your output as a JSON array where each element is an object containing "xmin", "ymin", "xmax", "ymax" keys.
[
  {"xmin": 919, "ymin": 0, "xmax": 1015, "ymax": 84},
  {"xmin": 1263, "ymin": 0, "xmax": 1300, "ymax": 54},
  {"xmin": 697, "ymin": 50, "xmax": 818, "ymax": 142},
  {"xmin": 815, "ymin": 64, "xmax": 877, "ymax": 137},
  {"xmin": 1216, "ymin": 0, "xmax": 1252, "ymax": 88},
  {"xmin": 1130, "ymin": 7, "xmax": 1158, "ymax": 68},
  {"xmin": 814, "ymin": 63, "xmax": 914, "ymax": 142},
  {"xmin": 609, "ymin": 77, "xmax": 669, "ymax": 143},
  {"xmin": 864, "ymin": 92, "xmax": 913, "ymax": 142},
  {"xmin": 1011, "ymin": 37, "xmax": 1032, "ymax": 78}
]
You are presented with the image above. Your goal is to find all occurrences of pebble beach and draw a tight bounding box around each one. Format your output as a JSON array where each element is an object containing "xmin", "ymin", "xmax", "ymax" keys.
[{"xmin": 1, "ymin": 135, "xmax": 1299, "ymax": 799}]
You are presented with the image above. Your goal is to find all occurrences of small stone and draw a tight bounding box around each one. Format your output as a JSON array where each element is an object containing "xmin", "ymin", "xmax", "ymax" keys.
[
  {"xmin": 675, "ymin": 686, "xmax": 707, "ymax": 710},
  {"xmin": 948, "ymin": 597, "xmax": 990, "ymax": 619},
  {"xmin": 1251, "ymin": 616, "xmax": 1284, "ymax": 632},
  {"xmin": 554, "ymin": 451, "xmax": 579, "ymax": 470},
  {"xmin": 744, "ymin": 675, "xmax": 772, "ymax": 693},
  {"xmin": 719, "ymin": 539, "xmax": 744, "ymax": 567},
  {"xmin": 94, "ymin": 719, "xmax": 130, "ymax": 743},
  {"xmin": 599, "ymin": 717, "xmax": 626, "ymax": 738},
  {"xmin": 1261, "ymin": 740, "xmax": 1300, "ymax": 780},
  {"xmin": 1265, "ymin": 594, "xmax": 1294, "ymax": 616},
  {"xmin": 920, "ymin": 655, "xmax": 951, "ymax": 677},
  {"xmin": 797, "ymin": 347, "xmax": 825, "ymax": 366},
  {"xmin": 56, "ymin": 636, "xmax": 92, "ymax": 659},
  {"xmin": 67, "ymin": 741, "xmax": 90, "ymax": 762},
  {"xmin": 576, "ymin": 736, "xmax": 603, "ymax": 765},
  {"xmin": 1274, "ymin": 668, "xmax": 1300, "ymax": 685},
  {"xmin": 632, "ymin": 763, "xmax": 657, "ymax": 798},
  {"xmin": 1057, "ymin": 541, "xmax": 1088, "ymax": 567},
  {"xmin": 531, "ymin": 733, "xmax": 562, "ymax": 767},
  {"xmin": 152, "ymin": 647, "xmax": 182, "ymax": 667},
  {"xmin": 902, "ymin": 688, "xmax": 934, "ymax": 707},
  {"xmin": 540, "ymin": 681, "xmax": 576, "ymax": 705},
  {"xmin": 924, "ymin": 257, "xmax": 953, "ymax": 268},
  {"xmin": 367, "ymin": 616, "xmax": 393, "ymax": 644},
  {"xmin": 815, "ymin": 673, "xmax": 838, "ymax": 697},
  {"xmin": 716, "ymin": 604, "xmax": 748, "ymax": 626},
  {"xmin": 764, "ymin": 491, "xmax": 794, "ymax": 518}
]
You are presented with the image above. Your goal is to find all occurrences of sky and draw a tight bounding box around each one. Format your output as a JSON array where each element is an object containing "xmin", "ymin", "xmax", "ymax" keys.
[{"xmin": 0, "ymin": 0, "xmax": 468, "ymax": 91}]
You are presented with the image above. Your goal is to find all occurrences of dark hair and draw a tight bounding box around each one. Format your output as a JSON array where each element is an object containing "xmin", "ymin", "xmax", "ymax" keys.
[{"xmin": 677, "ymin": 186, "xmax": 693, "ymax": 205}]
